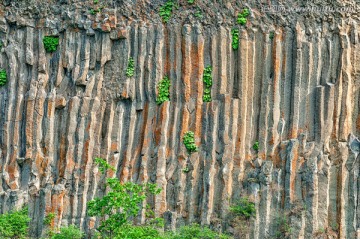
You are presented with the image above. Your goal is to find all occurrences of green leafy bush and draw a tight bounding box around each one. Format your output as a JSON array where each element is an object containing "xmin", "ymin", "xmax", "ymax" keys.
[
  {"xmin": 0, "ymin": 206, "xmax": 30, "ymax": 239},
  {"xmin": 94, "ymin": 0, "xmax": 99, "ymax": 4},
  {"xmin": 165, "ymin": 224, "xmax": 231, "ymax": 239},
  {"xmin": 159, "ymin": 0, "xmax": 176, "ymax": 23},
  {"xmin": 44, "ymin": 212, "xmax": 56, "ymax": 225},
  {"xmin": 94, "ymin": 157, "xmax": 116, "ymax": 173},
  {"xmin": 126, "ymin": 57, "xmax": 135, "ymax": 77},
  {"xmin": 43, "ymin": 36, "xmax": 59, "ymax": 53},
  {"xmin": 52, "ymin": 225, "xmax": 83, "ymax": 239},
  {"xmin": 231, "ymin": 29, "xmax": 239, "ymax": 50},
  {"xmin": 252, "ymin": 141, "xmax": 259, "ymax": 152},
  {"xmin": 183, "ymin": 131, "xmax": 198, "ymax": 153},
  {"xmin": 156, "ymin": 76, "xmax": 171, "ymax": 105},
  {"xmin": 203, "ymin": 66, "xmax": 213, "ymax": 102},
  {"xmin": 114, "ymin": 224, "xmax": 163, "ymax": 239},
  {"xmin": 87, "ymin": 158, "xmax": 161, "ymax": 238},
  {"xmin": 237, "ymin": 8, "xmax": 250, "ymax": 25},
  {"xmin": 188, "ymin": 0, "xmax": 195, "ymax": 3},
  {"xmin": 230, "ymin": 197, "xmax": 256, "ymax": 219},
  {"xmin": 0, "ymin": 69, "xmax": 7, "ymax": 87}
]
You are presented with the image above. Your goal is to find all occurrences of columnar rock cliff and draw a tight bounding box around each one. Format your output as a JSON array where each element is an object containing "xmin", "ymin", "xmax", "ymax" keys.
[{"xmin": 1, "ymin": 0, "xmax": 360, "ymax": 238}]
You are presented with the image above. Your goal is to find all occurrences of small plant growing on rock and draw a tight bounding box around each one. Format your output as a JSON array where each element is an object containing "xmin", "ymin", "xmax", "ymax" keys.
[
  {"xmin": 237, "ymin": 8, "xmax": 250, "ymax": 25},
  {"xmin": 183, "ymin": 131, "xmax": 198, "ymax": 153},
  {"xmin": 231, "ymin": 29, "xmax": 239, "ymax": 50},
  {"xmin": 44, "ymin": 212, "xmax": 56, "ymax": 225},
  {"xmin": 252, "ymin": 141, "xmax": 259, "ymax": 152},
  {"xmin": 43, "ymin": 36, "xmax": 59, "ymax": 53},
  {"xmin": 203, "ymin": 66, "xmax": 213, "ymax": 102},
  {"xmin": 167, "ymin": 224, "xmax": 231, "ymax": 238},
  {"xmin": 0, "ymin": 70, "xmax": 7, "ymax": 87},
  {"xmin": 156, "ymin": 76, "xmax": 171, "ymax": 105},
  {"xmin": 182, "ymin": 167, "xmax": 190, "ymax": 173},
  {"xmin": 159, "ymin": 0, "xmax": 176, "ymax": 23},
  {"xmin": 230, "ymin": 197, "xmax": 256, "ymax": 219},
  {"xmin": 126, "ymin": 57, "xmax": 135, "ymax": 77}
]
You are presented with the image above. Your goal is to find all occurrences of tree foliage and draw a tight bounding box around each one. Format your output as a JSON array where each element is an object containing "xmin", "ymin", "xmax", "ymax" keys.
[
  {"xmin": 88, "ymin": 158, "xmax": 161, "ymax": 238},
  {"xmin": 0, "ymin": 206, "xmax": 30, "ymax": 239}
]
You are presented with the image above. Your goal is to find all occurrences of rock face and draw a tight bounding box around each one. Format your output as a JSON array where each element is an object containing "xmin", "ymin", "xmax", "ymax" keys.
[{"xmin": 1, "ymin": 0, "xmax": 360, "ymax": 238}]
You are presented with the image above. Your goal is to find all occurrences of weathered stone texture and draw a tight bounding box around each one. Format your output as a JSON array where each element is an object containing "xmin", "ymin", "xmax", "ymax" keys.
[{"xmin": 1, "ymin": 0, "xmax": 360, "ymax": 238}]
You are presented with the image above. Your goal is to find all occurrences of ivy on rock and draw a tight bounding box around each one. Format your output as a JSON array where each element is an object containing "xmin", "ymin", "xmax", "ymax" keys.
[
  {"xmin": 0, "ymin": 69, "xmax": 7, "ymax": 87},
  {"xmin": 156, "ymin": 76, "xmax": 171, "ymax": 105},
  {"xmin": 183, "ymin": 131, "xmax": 198, "ymax": 153},
  {"xmin": 203, "ymin": 66, "xmax": 213, "ymax": 102},
  {"xmin": 43, "ymin": 36, "xmax": 59, "ymax": 53}
]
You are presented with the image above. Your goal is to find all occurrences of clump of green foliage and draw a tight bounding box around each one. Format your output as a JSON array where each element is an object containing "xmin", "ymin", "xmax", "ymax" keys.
[
  {"xmin": 156, "ymin": 76, "xmax": 171, "ymax": 105},
  {"xmin": 44, "ymin": 212, "xmax": 56, "ymax": 225},
  {"xmin": 126, "ymin": 57, "xmax": 135, "ymax": 77},
  {"xmin": 183, "ymin": 131, "xmax": 198, "ymax": 153},
  {"xmin": 166, "ymin": 224, "xmax": 231, "ymax": 239},
  {"xmin": 0, "ymin": 69, "xmax": 7, "ymax": 87},
  {"xmin": 93, "ymin": 0, "xmax": 99, "ymax": 4},
  {"xmin": 237, "ymin": 8, "xmax": 250, "ymax": 25},
  {"xmin": 94, "ymin": 157, "xmax": 116, "ymax": 173},
  {"xmin": 159, "ymin": 0, "xmax": 176, "ymax": 23},
  {"xmin": 188, "ymin": 0, "xmax": 195, "ymax": 3},
  {"xmin": 52, "ymin": 225, "xmax": 84, "ymax": 239},
  {"xmin": 231, "ymin": 29, "xmax": 239, "ymax": 50},
  {"xmin": 43, "ymin": 36, "xmax": 59, "ymax": 53},
  {"xmin": 230, "ymin": 197, "xmax": 256, "ymax": 219},
  {"xmin": 252, "ymin": 141, "xmax": 259, "ymax": 152},
  {"xmin": 88, "ymin": 158, "xmax": 161, "ymax": 238},
  {"xmin": 113, "ymin": 220, "xmax": 164, "ymax": 239},
  {"xmin": 269, "ymin": 31, "xmax": 275, "ymax": 40},
  {"xmin": 0, "ymin": 206, "xmax": 30, "ymax": 239},
  {"xmin": 194, "ymin": 7, "xmax": 203, "ymax": 18},
  {"xmin": 182, "ymin": 167, "xmax": 190, "ymax": 173},
  {"xmin": 203, "ymin": 66, "xmax": 213, "ymax": 102}
]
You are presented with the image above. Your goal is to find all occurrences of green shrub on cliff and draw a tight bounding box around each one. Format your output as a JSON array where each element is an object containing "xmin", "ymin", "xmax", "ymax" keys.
[
  {"xmin": 230, "ymin": 197, "xmax": 256, "ymax": 219},
  {"xmin": 126, "ymin": 57, "xmax": 135, "ymax": 77},
  {"xmin": 156, "ymin": 76, "xmax": 171, "ymax": 105},
  {"xmin": 0, "ymin": 206, "xmax": 30, "ymax": 239},
  {"xmin": 165, "ymin": 224, "xmax": 231, "ymax": 239},
  {"xmin": 0, "ymin": 69, "xmax": 7, "ymax": 87},
  {"xmin": 87, "ymin": 158, "xmax": 161, "ymax": 238},
  {"xmin": 183, "ymin": 131, "xmax": 198, "ymax": 153},
  {"xmin": 159, "ymin": 0, "xmax": 176, "ymax": 23},
  {"xmin": 237, "ymin": 8, "xmax": 250, "ymax": 25},
  {"xmin": 231, "ymin": 29, "xmax": 239, "ymax": 50},
  {"xmin": 43, "ymin": 36, "xmax": 59, "ymax": 53},
  {"xmin": 203, "ymin": 66, "xmax": 213, "ymax": 102},
  {"xmin": 51, "ymin": 225, "xmax": 83, "ymax": 239}
]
